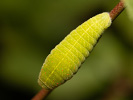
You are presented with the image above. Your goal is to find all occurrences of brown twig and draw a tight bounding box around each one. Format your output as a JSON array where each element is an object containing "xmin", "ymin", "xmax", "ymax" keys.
[
  {"xmin": 32, "ymin": 89, "xmax": 51, "ymax": 100},
  {"xmin": 109, "ymin": 0, "xmax": 125, "ymax": 21}
]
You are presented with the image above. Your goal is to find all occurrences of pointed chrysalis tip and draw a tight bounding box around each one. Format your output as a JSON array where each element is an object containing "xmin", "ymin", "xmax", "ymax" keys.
[{"xmin": 103, "ymin": 12, "xmax": 112, "ymax": 26}]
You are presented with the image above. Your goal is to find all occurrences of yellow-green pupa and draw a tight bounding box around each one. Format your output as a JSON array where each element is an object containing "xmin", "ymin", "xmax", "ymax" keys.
[{"xmin": 38, "ymin": 12, "xmax": 112, "ymax": 90}]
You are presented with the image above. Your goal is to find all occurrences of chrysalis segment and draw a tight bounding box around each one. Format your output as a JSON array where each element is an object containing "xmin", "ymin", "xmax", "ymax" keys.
[{"xmin": 38, "ymin": 12, "xmax": 111, "ymax": 89}]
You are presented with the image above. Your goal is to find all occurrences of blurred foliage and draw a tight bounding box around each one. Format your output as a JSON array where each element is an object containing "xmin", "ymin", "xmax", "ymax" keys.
[
  {"xmin": 0, "ymin": 0, "xmax": 133, "ymax": 100},
  {"xmin": 124, "ymin": 0, "xmax": 133, "ymax": 21}
]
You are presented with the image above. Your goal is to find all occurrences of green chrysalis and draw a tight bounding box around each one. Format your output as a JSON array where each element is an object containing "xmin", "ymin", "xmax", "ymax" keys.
[{"xmin": 38, "ymin": 12, "xmax": 112, "ymax": 90}]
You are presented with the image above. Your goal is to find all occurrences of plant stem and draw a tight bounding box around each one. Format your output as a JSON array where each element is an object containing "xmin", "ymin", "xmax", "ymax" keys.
[
  {"xmin": 32, "ymin": 89, "xmax": 51, "ymax": 100},
  {"xmin": 109, "ymin": 0, "xmax": 125, "ymax": 21}
]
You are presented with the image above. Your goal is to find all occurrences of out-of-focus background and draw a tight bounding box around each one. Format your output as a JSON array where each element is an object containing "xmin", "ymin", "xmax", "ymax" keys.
[{"xmin": 0, "ymin": 0, "xmax": 133, "ymax": 100}]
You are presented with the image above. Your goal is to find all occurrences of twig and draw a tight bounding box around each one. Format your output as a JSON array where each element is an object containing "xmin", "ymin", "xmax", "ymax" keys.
[
  {"xmin": 109, "ymin": 0, "xmax": 125, "ymax": 21},
  {"xmin": 32, "ymin": 89, "xmax": 51, "ymax": 100}
]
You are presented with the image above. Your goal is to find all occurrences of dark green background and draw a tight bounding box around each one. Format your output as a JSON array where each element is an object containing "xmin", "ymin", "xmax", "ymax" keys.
[{"xmin": 0, "ymin": 0, "xmax": 133, "ymax": 100}]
